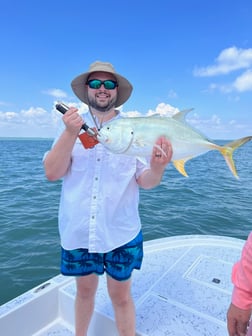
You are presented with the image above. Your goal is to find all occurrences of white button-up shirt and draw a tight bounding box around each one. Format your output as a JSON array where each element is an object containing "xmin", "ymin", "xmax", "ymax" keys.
[{"xmin": 50, "ymin": 112, "xmax": 149, "ymax": 253}]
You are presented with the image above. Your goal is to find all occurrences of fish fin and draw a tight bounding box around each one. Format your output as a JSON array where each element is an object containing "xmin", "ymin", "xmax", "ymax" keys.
[
  {"xmin": 219, "ymin": 136, "xmax": 252, "ymax": 179},
  {"xmin": 172, "ymin": 108, "xmax": 194, "ymax": 122},
  {"xmin": 148, "ymin": 108, "xmax": 194, "ymax": 121},
  {"xmin": 173, "ymin": 108, "xmax": 213, "ymax": 142},
  {"xmin": 173, "ymin": 159, "xmax": 191, "ymax": 177},
  {"xmin": 136, "ymin": 156, "xmax": 148, "ymax": 165},
  {"xmin": 148, "ymin": 114, "xmax": 162, "ymax": 118}
]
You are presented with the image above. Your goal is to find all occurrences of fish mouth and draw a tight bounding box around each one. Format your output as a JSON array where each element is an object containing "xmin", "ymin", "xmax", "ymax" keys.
[{"xmin": 97, "ymin": 134, "xmax": 109, "ymax": 143}]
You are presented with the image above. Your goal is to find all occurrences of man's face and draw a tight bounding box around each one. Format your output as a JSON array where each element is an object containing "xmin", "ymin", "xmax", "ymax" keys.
[{"xmin": 86, "ymin": 71, "xmax": 118, "ymax": 112}]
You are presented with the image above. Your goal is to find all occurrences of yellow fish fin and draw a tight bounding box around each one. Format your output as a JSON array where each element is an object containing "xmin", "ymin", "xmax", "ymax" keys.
[
  {"xmin": 219, "ymin": 136, "xmax": 252, "ymax": 179},
  {"xmin": 173, "ymin": 158, "xmax": 191, "ymax": 177}
]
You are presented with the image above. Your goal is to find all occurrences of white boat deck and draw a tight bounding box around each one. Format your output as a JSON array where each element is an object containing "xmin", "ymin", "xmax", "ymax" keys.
[{"xmin": 0, "ymin": 235, "xmax": 245, "ymax": 336}]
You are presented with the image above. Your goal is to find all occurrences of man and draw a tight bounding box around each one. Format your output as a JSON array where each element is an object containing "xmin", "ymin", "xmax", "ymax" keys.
[
  {"xmin": 227, "ymin": 232, "xmax": 252, "ymax": 336},
  {"xmin": 44, "ymin": 61, "xmax": 173, "ymax": 336}
]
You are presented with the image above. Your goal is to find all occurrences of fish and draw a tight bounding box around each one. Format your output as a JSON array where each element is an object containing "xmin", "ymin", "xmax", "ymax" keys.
[{"xmin": 97, "ymin": 109, "xmax": 252, "ymax": 178}]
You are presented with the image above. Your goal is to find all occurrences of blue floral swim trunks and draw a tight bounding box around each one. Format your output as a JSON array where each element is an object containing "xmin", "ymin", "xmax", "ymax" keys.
[{"xmin": 61, "ymin": 230, "xmax": 143, "ymax": 281}]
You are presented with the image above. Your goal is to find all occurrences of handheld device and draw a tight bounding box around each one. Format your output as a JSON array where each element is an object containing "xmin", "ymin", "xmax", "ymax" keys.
[{"xmin": 55, "ymin": 103, "xmax": 96, "ymax": 136}]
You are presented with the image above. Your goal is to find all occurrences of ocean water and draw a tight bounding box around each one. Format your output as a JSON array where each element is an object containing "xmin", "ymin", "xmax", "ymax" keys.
[{"xmin": 0, "ymin": 138, "xmax": 252, "ymax": 305}]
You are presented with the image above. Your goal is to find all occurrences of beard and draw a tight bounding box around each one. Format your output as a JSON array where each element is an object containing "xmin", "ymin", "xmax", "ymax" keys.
[{"xmin": 88, "ymin": 95, "xmax": 117, "ymax": 112}]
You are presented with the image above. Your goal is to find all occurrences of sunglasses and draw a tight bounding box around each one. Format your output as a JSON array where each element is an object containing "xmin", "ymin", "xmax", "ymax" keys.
[{"xmin": 86, "ymin": 79, "xmax": 118, "ymax": 90}]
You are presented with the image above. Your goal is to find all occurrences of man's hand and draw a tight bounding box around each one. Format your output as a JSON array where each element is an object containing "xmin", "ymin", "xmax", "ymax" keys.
[
  {"xmin": 227, "ymin": 303, "xmax": 251, "ymax": 336},
  {"xmin": 137, "ymin": 136, "xmax": 173, "ymax": 189},
  {"xmin": 150, "ymin": 136, "xmax": 173, "ymax": 170},
  {"xmin": 63, "ymin": 107, "xmax": 84, "ymax": 135}
]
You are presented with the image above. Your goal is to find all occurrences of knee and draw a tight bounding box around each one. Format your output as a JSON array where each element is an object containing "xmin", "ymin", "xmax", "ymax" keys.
[
  {"xmin": 76, "ymin": 285, "xmax": 95, "ymax": 301},
  {"xmin": 76, "ymin": 275, "xmax": 98, "ymax": 300},
  {"xmin": 109, "ymin": 288, "xmax": 132, "ymax": 307}
]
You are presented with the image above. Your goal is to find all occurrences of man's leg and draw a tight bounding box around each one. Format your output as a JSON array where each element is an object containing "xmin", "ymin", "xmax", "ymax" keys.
[
  {"xmin": 75, "ymin": 274, "xmax": 99, "ymax": 336},
  {"xmin": 107, "ymin": 276, "xmax": 135, "ymax": 336}
]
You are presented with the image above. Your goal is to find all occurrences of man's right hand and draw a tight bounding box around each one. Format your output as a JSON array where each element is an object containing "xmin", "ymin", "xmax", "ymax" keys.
[{"xmin": 63, "ymin": 108, "xmax": 84, "ymax": 135}]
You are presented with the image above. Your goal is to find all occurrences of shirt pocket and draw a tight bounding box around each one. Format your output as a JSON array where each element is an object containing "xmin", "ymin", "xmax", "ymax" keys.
[{"xmin": 71, "ymin": 142, "xmax": 90, "ymax": 171}]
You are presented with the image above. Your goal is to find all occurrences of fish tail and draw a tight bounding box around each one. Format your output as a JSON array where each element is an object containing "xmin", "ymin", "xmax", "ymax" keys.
[{"xmin": 219, "ymin": 136, "xmax": 252, "ymax": 179}]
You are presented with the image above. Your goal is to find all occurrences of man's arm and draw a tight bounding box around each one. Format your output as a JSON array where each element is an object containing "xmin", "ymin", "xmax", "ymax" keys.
[
  {"xmin": 227, "ymin": 233, "xmax": 252, "ymax": 336},
  {"xmin": 44, "ymin": 108, "xmax": 83, "ymax": 181},
  {"xmin": 137, "ymin": 136, "xmax": 173, "ymax": 189}
]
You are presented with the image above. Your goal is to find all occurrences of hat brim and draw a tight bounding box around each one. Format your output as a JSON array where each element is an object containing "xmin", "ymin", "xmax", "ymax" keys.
[{"xmin": 71, "ymin": 71, "xmax": 133, "ymax": 107}]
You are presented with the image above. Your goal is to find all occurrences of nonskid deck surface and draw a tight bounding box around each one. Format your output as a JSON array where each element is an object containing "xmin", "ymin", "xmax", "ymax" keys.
[{"xmin": 0, "ymin": 235, "xmax": 245, "ymax": 336}]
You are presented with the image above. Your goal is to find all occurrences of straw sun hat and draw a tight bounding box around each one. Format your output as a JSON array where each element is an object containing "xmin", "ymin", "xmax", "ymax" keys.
[{"xmin": 71, "ymin": 61, "xmax": 133, "ymax": 107}]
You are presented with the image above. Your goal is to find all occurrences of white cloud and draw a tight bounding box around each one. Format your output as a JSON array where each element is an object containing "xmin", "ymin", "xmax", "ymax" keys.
[
  {"xmin": 0, "ymin": 102, "xmax": 91, "ymax": 138},
  {"xmin": 1, "ymin": 101, "xmax": 251, "ymax": 139},
  {"xmin": 206, "ymin": 69, "xmax": 252, "ymax": 94},
  {"xmin": 189, "ymin": 113, "xmax": 221, "ymax": 128},
  {"xmin": 189, "ymin": 113, "xmax": 252, "ymax": 139},
  {"xmin": 195, "ymin": 47, "xmax": 252, "ymax": 94},
  {"xmin": 0, "ymin": 107, "xmax": 50, "ymax": 125},
  {"xmin": 121, "ymin": 103, "xmax": 179, "ymax": 118},
  {"xmin": 42, "ymin": 88, "xmax": 67, "ymax": 98},
  {"xmin": 233, "ymin": 69, "xmax": 252, "ymax": 92},
  {"xmin": 146, "ymin": 103, "xmax": 179, "ymax": 116},
  {"xmin": 193, "ymin": 46, "xmax": 252, "ymax": 77},
  {"xmin": 121, "ymin": 110, "xmax": 142, "ymax": 117},
  {"xmin": 0, "ymin": 107, "xmax": 58, "ymax": 137},
  {"xmin": 121, "ymin": 104, "xmax": 251, "ymax": 139}
]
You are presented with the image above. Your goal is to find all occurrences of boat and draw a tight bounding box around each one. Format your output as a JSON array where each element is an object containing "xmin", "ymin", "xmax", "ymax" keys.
[{"xmin": 0, "ymin": 235, "xmax": 245, "ymax": 336}]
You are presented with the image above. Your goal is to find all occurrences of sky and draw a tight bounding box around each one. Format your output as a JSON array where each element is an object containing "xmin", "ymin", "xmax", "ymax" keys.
[{"xmin": 0, "ymin": 0, "xmax": 252, "ymax": 139}]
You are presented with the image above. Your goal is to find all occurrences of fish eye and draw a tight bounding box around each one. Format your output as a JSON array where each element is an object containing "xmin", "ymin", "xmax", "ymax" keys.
[
  {"xmin": 106, "ymin": 126, "xmax": 110, "ymax": 130},
  {"xmin": 131, "ymin": 131, "xmax": 134, "ymax": 134}
]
